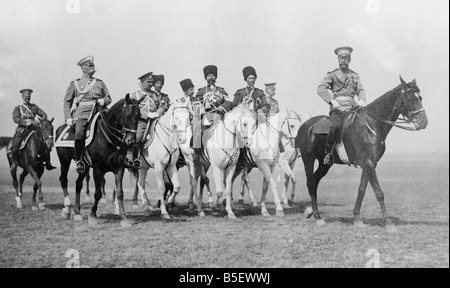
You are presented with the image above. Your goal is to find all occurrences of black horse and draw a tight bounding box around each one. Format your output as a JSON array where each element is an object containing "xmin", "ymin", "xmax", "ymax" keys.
[
  {"xmin": 296, "ymin": 76, "xmax": 428, "ymax": 233},
  {"xmin": 56, "ymin": 95, "xmax": 142, "ymax": 227},
  {"xmin": 0, "ymin": 117, "xmax": 55, "ymax": 210}
]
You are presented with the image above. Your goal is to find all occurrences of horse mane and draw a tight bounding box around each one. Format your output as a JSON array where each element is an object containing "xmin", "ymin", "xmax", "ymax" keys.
[
  {"xmin": 368, "ymin": 81, "xmax": 421, "ymax": 108},
  {"xmin": 106, "ymin": 98, "xmax": 127, "ymax": 117}
]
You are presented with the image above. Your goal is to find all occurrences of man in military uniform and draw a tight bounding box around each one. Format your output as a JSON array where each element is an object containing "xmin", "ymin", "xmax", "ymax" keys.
[
  {"xmin": 63, "ymin": 56, "xmax": 112, "ymax": 173},
  {"xmin": 177, "ymin": 78, "xmax": 195, "ymax": 116},
  {"xmin": 264, "ymin": 82, "xmax": 280, "ymax": 115},
  {"xmin": 192, "ymin": 65, "xmax": 233, "ymax": 153},
  {"xmin": 233, "ymin": 66, "xmax": 271, "ymax": 120},
  {"xmin": 126, "ymin": 72, "xmax": 171, "ymax": 168},
  {"xmin": 317, "ymin": 46, "xmax": 367, "ymax": 166},
  {"xmin": 152, "ymin": 74, "xmax": 172, "ymax": 109},
  {"xmin": 10, "ymin": 89, "xmax": 56, "ymax": 171}
]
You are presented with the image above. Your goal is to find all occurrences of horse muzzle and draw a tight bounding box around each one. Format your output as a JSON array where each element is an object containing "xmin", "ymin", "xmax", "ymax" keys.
[
  {"xmin": 412, "ymin": 110, "xmax": 428, "ymax": 130},
  {"xmin": 177, "ymin": 131, "xmax": 187, "ymax": 145}
]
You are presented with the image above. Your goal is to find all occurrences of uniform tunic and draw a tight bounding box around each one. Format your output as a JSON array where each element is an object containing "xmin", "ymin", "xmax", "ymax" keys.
[
  {"xmin": 63, "ymin": 78, "xmax": 112, "ymax": 120},
  {"xmin": 129, "ymin": 90, "xmax": 171, "ymax": 143},
  {"xmin": 13, "ymin": 103, "xmax": 47, "ymax": 133},
  {"xmin": 266, "ymin": 97, "xmax": 280, "ymax": 115},
  {"xmin": 317, "ymin": 68, "xmax": 366, "ymax": 112},
  {"xmin": 232, "ymin": 87, "xmax": 271, "ymax": 114}
]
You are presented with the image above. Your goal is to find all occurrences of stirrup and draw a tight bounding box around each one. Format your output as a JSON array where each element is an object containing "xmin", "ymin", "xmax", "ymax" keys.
[
  {"xmin": 75, "ymin": 161, "xmax": 85, "ymax": 173},
  {"xmin": 323, "ymin": 153, "xmax": 334, "ymax": 166}
]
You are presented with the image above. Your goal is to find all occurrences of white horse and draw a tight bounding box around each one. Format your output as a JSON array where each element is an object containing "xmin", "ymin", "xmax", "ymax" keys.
[
  {"xmin": 205, "ymin": 104, "xmax": 257, "ymax": 219},
  {"xmin": 235, "ymin": 110, "xmax": 305, "ymax": 208},
  {"xmin": 231, "ymin": 111, "xmax": 289, "ymax": 217},
  {"xmin": 132, "ymin": 104, "xmax": 191, "ymax": 219}
]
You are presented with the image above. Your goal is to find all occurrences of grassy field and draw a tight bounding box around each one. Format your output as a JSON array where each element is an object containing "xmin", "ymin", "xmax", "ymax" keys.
[{"xmin": 0, "ymin": 152, "xmax": 448, "ymax": 268}]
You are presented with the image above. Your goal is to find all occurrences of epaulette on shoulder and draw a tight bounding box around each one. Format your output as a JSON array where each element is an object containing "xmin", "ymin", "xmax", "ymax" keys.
[
  {"xmin": 348, "ymin": 69, "xmax": 359, "ymax": 75},
  {"xmin": 327, "ymin": 68, "xmax": 339, "ymax": 74}
]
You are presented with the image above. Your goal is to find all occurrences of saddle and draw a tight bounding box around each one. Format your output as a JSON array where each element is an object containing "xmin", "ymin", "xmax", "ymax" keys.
[
  {"xmin": 54, "ymin": 112, "xmax": 101, "ymax": 148},
  {"xmin": 310, "ymin": 109, "xmax": 360, "ymax": 165},
  {"xmin": 143, "ymin": 118, "xmax": 160, "ymax": 150}
]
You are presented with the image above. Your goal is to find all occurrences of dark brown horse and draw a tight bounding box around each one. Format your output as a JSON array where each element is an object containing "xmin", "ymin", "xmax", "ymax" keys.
[
  {"xmin": 56, "ymin": 95, "xmax": 142, "ymax": 227},
  {"xmin": 0, "ymin": 117, "xmax": 55, "ymax": 210},
  {"xmin": 296, "ymin": 76, "xmax": 428, "ymax": 233}
]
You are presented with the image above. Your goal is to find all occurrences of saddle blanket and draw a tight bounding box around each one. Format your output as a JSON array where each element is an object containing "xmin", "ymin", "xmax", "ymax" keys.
[{"xmin": 54, "ymin": 113, "xmax": 100, "ymax": 148}]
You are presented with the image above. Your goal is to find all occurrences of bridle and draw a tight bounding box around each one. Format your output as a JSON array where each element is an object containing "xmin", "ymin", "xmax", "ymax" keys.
[
  {"xmin": 280, "ymin": 117, "xmax": 302, "ymax": 140},
  {"xmin": 365, "ymin": 87, "xmax": 425, "ymax": 131},
  {"xmin": 97, "ymin": 104, "xmax": 138, "ymax": 150}
]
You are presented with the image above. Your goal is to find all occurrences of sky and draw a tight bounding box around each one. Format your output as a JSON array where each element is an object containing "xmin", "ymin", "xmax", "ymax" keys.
[{"xmin": 0, "ymin": 0, "xmax": 448, "ymax": 154}]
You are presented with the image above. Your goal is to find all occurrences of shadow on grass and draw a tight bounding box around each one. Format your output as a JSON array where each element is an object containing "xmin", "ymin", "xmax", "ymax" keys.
[{"xmin": 326, "ymin": 216, "xmax": 449, "ymax": 228}]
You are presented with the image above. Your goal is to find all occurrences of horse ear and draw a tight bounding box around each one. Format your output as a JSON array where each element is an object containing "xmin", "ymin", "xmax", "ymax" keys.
[
  {"xmin": 125, "ymin": 94, "xmax": 132, "ymax": 105},
  {"xmin": 412, "ymin": 79, "xmax": 417, "ymax": 86},
  {"xmin": 50, "ymin": 117, "xmax": 54, "ymax": 123},
  {"xmin": 399, "ymin": 75, "xmax": 407, "ymax": 86}
]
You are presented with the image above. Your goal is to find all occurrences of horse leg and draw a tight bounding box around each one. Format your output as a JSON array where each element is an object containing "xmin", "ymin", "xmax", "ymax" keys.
[
  {"xmin": 166, "ymin": 165, "xmax": 181, "ymax": 209},
  {"xmin": 310, "ymin": 163, "xmax": 331, "ymax": 226},
  {"xmin": 84, "ymin": 168, "xmax": 91, "ymax": 203},
  {"xmin": 353, "ymin": 169, "xmax": 370, "ymax": 228},
  {"xmin": 289, "ymin": 162, "xmax": 297, "ymax": 206},
  {"xmin": 73, "ymin": 171, "xmax": 86, "ymax": 221},
  {"xmin": 88, "ymin": 167, "xmax": 102, "ymax": 226},
  {"xmin": 35, "ymin": 165, "xmax": 46, "ymax": 211},
  {"xmin": 132, "ymin": 171, "xmax": 140, "ymax": 209},
  {"xmin": 224, "ymin": 166, "xmax": 237, "ymax": 219},
  {"xmin": 366, "ymin": 166, "xmax": 397, "ymax": 233},
  {"xmin": 58, "ymin": 154, "xmax": 71, "ymax": 219},
  {"xmin": 202, "ymin": 166, "xmax": 214, "ymax": 207},
  {"xmin": 154, "ymin": 163, "xmax": 170, "ymax": 219},
  {"xmin": 114, "ymin": 168, "xmax": 131, "ymax": 227},
  {"xmin": 282, "ymin": 173, "xmax": 291, "ymax": 208},
  {"xmin": 188, "ymin": 157, "xmax": 203, "ymax": 216},
  {"xmin": 100, "ymin": 175, "xmax": 107, "ymax": 204},
  {"xmin": 25, "ymin": 164, "xmax": 42, "ymax": 211},
  {"xmin": 263, "ymin": 164, "xmax": 284, "ymax": 217},
  {"xmin": 211, "ymin": 165, "xmax": 224, "ymax": 209},
  {"xmin": 17, "ymin": 169, "xmax": 28, "ymax": 209},
  {"xmin": 137, "ymin": 167, "xmax": 151, "ymax": 212}
]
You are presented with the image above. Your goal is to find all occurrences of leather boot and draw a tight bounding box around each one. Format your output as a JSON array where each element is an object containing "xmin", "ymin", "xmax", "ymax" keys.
[{"xmin": 75, "ymin": 139, "xmax": 85, "ymax": 173}]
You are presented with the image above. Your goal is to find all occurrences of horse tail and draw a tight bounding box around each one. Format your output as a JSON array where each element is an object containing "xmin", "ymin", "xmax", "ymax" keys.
[{"xmin": 0, "ymin": 137, "xmax": 12, "ymax": 151}]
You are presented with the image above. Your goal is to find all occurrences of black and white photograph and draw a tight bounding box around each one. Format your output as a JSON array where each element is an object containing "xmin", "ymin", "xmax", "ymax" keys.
[{"xmin": 0, "ymin": 0, "xmax": 448, "ymax": 271}]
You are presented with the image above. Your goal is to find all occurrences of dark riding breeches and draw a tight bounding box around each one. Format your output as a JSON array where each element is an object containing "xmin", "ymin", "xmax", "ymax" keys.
[{"xmin": 325, "ymin": 110, "xmax": 347, "ymax": 151}]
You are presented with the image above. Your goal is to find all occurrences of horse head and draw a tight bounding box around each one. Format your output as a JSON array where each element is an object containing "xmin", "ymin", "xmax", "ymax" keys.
[
  {"xmin": 398, "ymin": 75, "xmax": 428, "ymax": 130},
  {"xmin": 39, "ymin": 117, "xmax": 55, "ymax": 149},
  {"xmin": 170, "ymin": 103, "xmax": 191, "ymax": 145},
  {"xmin": 118, "ymin": 94, "xmax": 142, "ymax": 146},
  {"xmin": 226, "ymin": 104, "xmax": 257, "ymax": 147},
  {"xmin": 278, "ymin": 109, "xmax": 303, "ymax": 140}
]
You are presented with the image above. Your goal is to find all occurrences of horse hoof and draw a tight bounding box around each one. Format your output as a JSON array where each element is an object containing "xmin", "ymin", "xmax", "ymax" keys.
[
  {"xmin": 114, "ymin": 208, "xmax": 120, "ymax": 216},
  {"xmin": 16, "ymin": 203, "xmax": 23, "ymax": 209},
  {"xmin": 199, "ymin": 211, "xmax": 205, "ymax": 217},
  {"xmin": 283, "ymin": 204, "xmax": 292, "ymax": 209},
  {"xmin": 38, "ymin": 203, "xmax": 46, "ymax": 211},
  {"xmin": 385, "ymin": 224, "xmax": 398, "ymax": 234},
  {"xmin": 276, "ymin": 209, "xmax": 285, "ymax": 217},
  {"xmin": 354, "ymin": 221, "xmax": 366, "ymax": 228},
  {"xmin": 132, "ymin": 204, "xmax": 140, "ymax": 210},
  {"xmin": 304, "ymin": 207, "xmax": 314, "ymax": 218},
  {"xmin": 32, "ymin": 206, "xmax": 38, "ymax": 211},
  {"xmin": 238, "ymin": 199, "xmax": 244, "ymax": 205},
  {"xmin": 228, "ymin": 213, "xmax": 237, "ymax": 220},
  {"xmin": 316, "ymin": 219, "xmax": 326, "ymax": 226},
  {"xmin": 61, "ymin": 209, "xmax": 71, "ymax": 220},
  {"xmin": 84, "ymin": 196, "xmax": 91, "ymax": 203},
  {"xmin": 88, "ymin": 216, "xmax": 98, "ymax": 226},
  {"xmin": 287, "ymin": 199, "xmax": 294, "ymax": 207},
  {"xmin": 262, "ymin": 211, "xmax": 270, "ymax": 217},
  {"xmin": 252, "ymin": 202, "xmax": 259, "ymax": 207},
  {"xmin": 120, "ymin": 220, "xmax": 132, "ymax": 228},
  {"xmin": 100, "ymin": 198, "xmax": 107, "ymax": 204},
  {"xmin": 74, "ymin": 215, "xmax": 83, "ymax": 221},
  {"xmin": 161, "ymin": 214, "xmax": 171, "ymax": 220}
]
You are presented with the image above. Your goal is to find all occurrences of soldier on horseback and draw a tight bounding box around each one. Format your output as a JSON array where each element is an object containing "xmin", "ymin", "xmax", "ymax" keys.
[
  {"xmin": 63, "ymin": 56, "xmax": 112, "ymax": 173},
  {"xmin": 192, "ymin": 65, "xmax": 233, "ymax": 156},
  {"xmin": 126, "ymin": 72, "xmax": 171, "ymax": 168},
  {"xmin": 10, "ymin": 88, "xmax": 56, "ymax": 171},
  {"xmin": 317, "ymin": 47, "xmax": 367, "ymax": 166}
]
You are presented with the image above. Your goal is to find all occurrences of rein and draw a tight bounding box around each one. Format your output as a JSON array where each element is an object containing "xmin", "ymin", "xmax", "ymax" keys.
[
  {"xmin": 97, "ymin": 105, "xmax": 137, "ymax": 150},
  {"xmin": 364, "ymin": 88, "xmax": 425, "ymax": 132}
]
